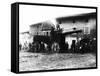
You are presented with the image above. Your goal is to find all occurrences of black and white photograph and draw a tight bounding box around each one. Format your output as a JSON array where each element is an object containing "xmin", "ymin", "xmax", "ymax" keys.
[{"xmin": 12, "ymin": 3, "xmax": 97, "ymax": 72}]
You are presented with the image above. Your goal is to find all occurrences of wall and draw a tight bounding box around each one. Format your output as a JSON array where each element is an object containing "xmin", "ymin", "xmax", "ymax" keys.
[
  {"xmin": 30, "ymin": 21, "xmax": 54, "ymax": 36},
  {"xmin": 60, "ymin": 18, "xmax": 96, "ymax": 35}
]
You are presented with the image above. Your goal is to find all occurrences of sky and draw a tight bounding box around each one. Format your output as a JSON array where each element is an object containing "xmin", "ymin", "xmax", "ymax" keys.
[{"xmin": 19, "ymin": 4, "xmax": 96, "ymax": 33}]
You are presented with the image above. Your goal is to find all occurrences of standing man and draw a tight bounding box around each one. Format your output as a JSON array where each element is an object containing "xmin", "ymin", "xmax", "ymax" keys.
[
  {"xmin": 56, "ymin": 24, "xmax": 60, "ymax": 31},
  {"xmin": 71, "ymin": 40, "xmax": 76, "ymax": 53}
]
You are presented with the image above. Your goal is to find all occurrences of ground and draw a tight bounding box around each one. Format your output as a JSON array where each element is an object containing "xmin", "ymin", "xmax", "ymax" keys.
[{"xmin": 19, "ymin": 51, "xmax": 96, "ymax": 71}]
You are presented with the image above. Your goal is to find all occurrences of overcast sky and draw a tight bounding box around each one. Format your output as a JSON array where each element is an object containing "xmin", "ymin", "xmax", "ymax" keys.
[{"xmin": 19, "ymin": 5, "xmax": 96, "ymax": 33}]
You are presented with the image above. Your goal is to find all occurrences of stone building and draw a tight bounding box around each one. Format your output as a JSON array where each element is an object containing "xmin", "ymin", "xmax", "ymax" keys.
[
  {"xmin": 30, "ymin": 21, "xmax": 55, "ymax": 36},
  {"xmin": 56, "ymin": 12, "xmax": 96, "ymax": 48}
]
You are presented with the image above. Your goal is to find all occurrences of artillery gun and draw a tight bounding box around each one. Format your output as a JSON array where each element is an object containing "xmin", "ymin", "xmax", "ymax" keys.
[{"xmin": 31, "ymin": 24, "xmax": 82, "ymax": 53}]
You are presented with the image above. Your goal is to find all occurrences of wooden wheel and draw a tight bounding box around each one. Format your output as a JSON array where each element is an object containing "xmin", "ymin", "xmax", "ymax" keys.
[
  {"xmin": 51, "ymin": 42, "xmax": 60, "ymax": 53},
  {"xmin": 33, "ymin": 42, "xmax": 40, "ymax": 52}
]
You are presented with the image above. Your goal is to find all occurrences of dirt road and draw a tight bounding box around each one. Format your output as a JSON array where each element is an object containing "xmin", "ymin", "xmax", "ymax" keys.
[{"xmin": 19, "ymin": 52, "xmax": 96, "ymax": 71}]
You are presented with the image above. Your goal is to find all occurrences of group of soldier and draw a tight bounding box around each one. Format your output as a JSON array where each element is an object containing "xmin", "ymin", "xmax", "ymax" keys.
[{"xmin": 19, "ymin": 37, "xmax": 96, "ymax": 54}]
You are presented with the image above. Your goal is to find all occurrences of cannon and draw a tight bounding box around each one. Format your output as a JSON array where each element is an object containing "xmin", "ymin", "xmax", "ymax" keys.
[{"xmin": 30, "ymin": 25, "xmax": 82, "ymax": 53}]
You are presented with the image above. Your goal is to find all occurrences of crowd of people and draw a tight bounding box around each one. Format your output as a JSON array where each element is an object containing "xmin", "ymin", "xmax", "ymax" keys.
[{"xmin": 19, "ymin": 37, "xmax": 96, "ymax": 54}]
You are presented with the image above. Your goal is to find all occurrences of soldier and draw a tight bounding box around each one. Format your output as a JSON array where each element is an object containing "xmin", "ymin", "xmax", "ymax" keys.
[
  {"xmin": 71, "ymin": 40, "xmax": 76, "ymax": 53},
  {"xmin": 40, "ymin": 42, "xmax": 45, "ymax": 52},
  {"xmin": 32, "ymin": 42, "xmax": 40, "ymax": 52},
  {"xmin": 28, "ymin": 43, "xmax": 32, "ymax": 52},
  {"xmin": 50, "ymin": 27, "xmax": 55, "ymax": 41},
  {"xmin": 56, "ymin": 24, "xmax": 60, "ymax": 31},
  {"xmin": 66, "ymin": 42, "xmax": 69, "ymax": 52}
]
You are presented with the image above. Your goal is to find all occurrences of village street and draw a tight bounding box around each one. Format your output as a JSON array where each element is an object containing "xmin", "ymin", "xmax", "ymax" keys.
[{"xmin": 19, "ymin": 51, "xmax": 96, "ymax": 71}]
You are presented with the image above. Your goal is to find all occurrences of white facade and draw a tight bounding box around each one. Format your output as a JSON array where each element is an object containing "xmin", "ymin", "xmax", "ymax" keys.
[{"xmin": 60, "ymin": 18, "xmax": 96, "ymax": 35}]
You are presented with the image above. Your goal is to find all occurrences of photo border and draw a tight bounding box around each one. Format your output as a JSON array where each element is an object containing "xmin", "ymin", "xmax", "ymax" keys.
[{"xmin": 11, "ymin": 2, "xmax": 98, "ymax": 73}]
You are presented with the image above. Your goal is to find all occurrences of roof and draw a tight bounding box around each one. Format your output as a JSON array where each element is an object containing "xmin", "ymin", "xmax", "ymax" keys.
[
  {"xmin": 56, "ymin": 12, "xmax": 96, "ymax": 23},
  {"xmin": 30, "ymin": 23, "xmax": 42, "ymax": 28},
  {"xmin": 30, "ymin": 21, "xmax": 55, "ymax": 30}
]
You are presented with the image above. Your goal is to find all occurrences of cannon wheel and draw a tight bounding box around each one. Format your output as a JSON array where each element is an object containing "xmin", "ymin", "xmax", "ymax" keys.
[
  {"xmin": 33, "ymin": 42, "xmax": 40, "ymax": 52},
  {"xmin": 51, "ymin": 42, "xmax": 60, "ymax": 53}
]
